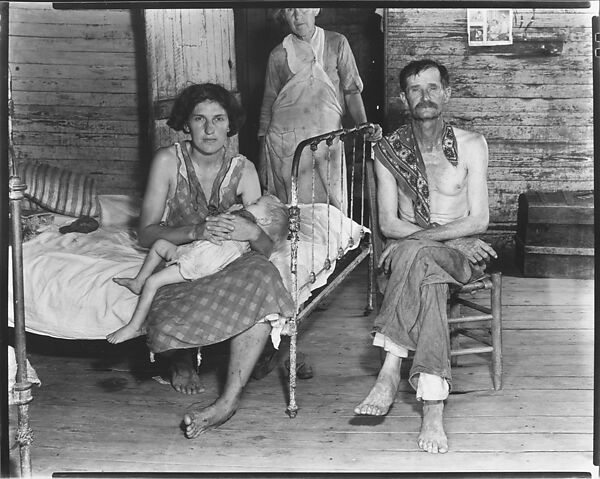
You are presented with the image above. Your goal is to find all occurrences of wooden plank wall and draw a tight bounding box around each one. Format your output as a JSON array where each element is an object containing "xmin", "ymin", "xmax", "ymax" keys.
[
  {"xmin": 317, "ymin": 8, "xmax": 384, "ymax": 124},
  {"xmin": 144, "ymin": 9, "xmax": 238, "ymax": 151},
  {"xmin": 8, "ymin": 2, "xmax": 146, "ymax": 196},
  {"xmin": 384, "ymin": 8, "xmax": 594, "ymax": 228}
]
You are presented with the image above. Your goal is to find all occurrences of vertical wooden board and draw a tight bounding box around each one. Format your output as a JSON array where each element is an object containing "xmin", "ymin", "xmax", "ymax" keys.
[
  {"xmin": 222, "ymin": 11, "xmax": 237, "ymax": 88},
  {"xmin": 144, "ymin": 9, "xmax": 238, "ymax": 150}
]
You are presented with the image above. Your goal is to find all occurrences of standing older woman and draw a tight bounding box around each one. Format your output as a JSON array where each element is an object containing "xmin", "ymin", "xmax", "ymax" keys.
[
  {"xmin": 139, "ymin": 83, "xmax": 294, "ymax": 438},
  {"xmin": 258, "ymin": 7, "xmax": 381, "ymax": 211}
]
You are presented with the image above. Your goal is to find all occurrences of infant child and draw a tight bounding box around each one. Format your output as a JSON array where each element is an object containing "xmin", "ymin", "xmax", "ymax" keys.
[{"xmin": 107, "ymin": 194, "xmax": 289, "ymax": 344}]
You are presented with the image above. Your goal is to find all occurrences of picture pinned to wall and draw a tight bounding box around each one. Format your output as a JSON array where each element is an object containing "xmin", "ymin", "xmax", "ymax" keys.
[{"xmin": 468, "ymin": 9, "xmax": 513, "ymax": 46}]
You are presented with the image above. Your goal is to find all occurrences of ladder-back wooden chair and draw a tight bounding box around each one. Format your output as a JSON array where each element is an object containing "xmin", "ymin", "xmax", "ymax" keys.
[{"xmin": 364, "ymin": 156, "xmax": 503, "ymax": 391}]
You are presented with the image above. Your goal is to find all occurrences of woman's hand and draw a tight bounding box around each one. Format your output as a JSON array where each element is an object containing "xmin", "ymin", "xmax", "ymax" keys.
[
  {"xmin": 198, "ymin": 212, "xmax": 272, "ymax": 255},
  {"xmin": 194, "ymin": 215, "xmax": 235, "ymax": 245},
  {"xmin": 257, "ymin": 136, "xmax": 268, "ymax": 189},
  {"xmin": 218, "ymin": 212, "xmax": 274, "ymax": 256},
  {"xmin": 365, "ymin": 123, "xmax": 383, "ymax": 142},
  {"xmin": 226, "ymin": 204, "xmax": 244, "ymax": 213},
  {"xmin": 221, "ymin": 213, "xmax": 261, "ymax": 242}
]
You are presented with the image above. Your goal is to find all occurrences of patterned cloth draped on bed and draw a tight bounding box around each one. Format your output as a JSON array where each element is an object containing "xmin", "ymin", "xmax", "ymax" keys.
[{"xmin": 145, "ymin": 142, "xmax": 294, "ymax": 354}]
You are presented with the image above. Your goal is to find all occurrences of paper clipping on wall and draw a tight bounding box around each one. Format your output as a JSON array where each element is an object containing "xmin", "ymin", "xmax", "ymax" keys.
[{"xmin": 468, "ymin": 9, "xmax": 513, "ymax": 46}]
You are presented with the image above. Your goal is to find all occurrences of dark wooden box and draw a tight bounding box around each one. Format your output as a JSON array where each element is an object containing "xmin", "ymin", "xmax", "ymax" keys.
[{"xmin": 515, "ymin": 190, "xmax": 594, "ymax": 279}]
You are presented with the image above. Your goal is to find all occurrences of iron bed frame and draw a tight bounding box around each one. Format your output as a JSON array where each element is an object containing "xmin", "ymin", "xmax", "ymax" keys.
[
  {"xmin": 286, "ymin": 122, "xmax": 377, "ymax": 418},
  {"xmin": 8, "ymin": 64, "xmax": 34, "ymax": 477}
]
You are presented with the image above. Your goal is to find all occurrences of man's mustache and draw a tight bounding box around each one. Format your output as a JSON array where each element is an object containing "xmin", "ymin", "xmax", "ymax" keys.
[{"xmin": 416, "ymin": 101, "xmax": 438, "ymax": 109}]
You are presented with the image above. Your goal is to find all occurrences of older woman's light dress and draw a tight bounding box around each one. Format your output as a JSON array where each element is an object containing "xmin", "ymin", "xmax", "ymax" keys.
[{"xmin": 259, "ymin": 27, "xmax": 363, "ymax": 211}]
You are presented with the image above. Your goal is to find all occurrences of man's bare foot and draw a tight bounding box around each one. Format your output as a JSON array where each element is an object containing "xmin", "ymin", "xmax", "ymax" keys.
[
  {"xmin": 113, "ymin": 277, "xmax": 143, "ymax": 295},
  {"xmin": 354, "ymin": 369, "xmax": 400, "ymax": 416},
  {"xmin": 106, "ymin": 324, "xmax": 143, "ymax": 344},
  {"xmin": 417, "ymin": 400, "xmax": 448, "ymax": 454},
  {"xmin": 183, "ymin": 398, "xmax": 238, "ymax": 438},
  {"xmin": 170, "ymin": 352, "xmax": 204, "ymax": 395}
]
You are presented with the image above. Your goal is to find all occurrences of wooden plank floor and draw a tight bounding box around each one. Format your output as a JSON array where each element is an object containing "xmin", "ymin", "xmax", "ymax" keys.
[{"xmin": 8, "ymin": 261, "xmax": 595, "ymax": 477}]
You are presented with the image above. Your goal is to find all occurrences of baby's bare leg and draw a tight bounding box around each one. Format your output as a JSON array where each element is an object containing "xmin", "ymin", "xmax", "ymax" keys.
[
  {"xmin": 107, "ymin": 265, "xmax": 185, "ymax": 344},
  {"xmin": 114, "ymin": 239, "xmax": 179, "ymax": 294}
]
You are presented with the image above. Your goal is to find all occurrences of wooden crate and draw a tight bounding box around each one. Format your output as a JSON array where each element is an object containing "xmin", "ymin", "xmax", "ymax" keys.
[{"xmin": 516, "ymin": 190, "xmax": 594, "ymax": 279}]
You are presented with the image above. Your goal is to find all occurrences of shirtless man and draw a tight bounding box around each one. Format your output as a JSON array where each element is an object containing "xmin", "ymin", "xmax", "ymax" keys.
[{"xmin": 354, "ymin": 59, "xmax": 497, "ymax": 454}]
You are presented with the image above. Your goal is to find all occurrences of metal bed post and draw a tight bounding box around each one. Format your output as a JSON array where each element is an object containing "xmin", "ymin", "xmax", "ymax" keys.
[
  {"xmin": 362, "ymin": 136, "xmax": 374, "ymax": 315},
  {"xmin": 6, "ymin": 46, "xmax": 34, "ymax": 475},
  {"xmin": 9, "ymin": 176, "xmax": 33, "ymax": 477},
  {"xmin": 286, "ymin": 136, "xmax": 302, "ymax": 418},
  {"xmin": 286, "ymin": 122, "xmax": 375, "ymax": 418},
  {"xmin": 0, "ymin": 4, "xmax": 10, "ymax": 476}
]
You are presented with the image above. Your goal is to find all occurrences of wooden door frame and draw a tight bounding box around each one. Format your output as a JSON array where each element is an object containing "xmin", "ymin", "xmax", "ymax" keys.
[{"xmin": 233, "ymin": 8, "xmax": 283, "ymax": 166}]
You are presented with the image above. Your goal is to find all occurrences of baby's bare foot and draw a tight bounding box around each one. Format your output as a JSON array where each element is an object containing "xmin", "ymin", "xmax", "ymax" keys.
[
  {"xmin": 106, "ymin": 324, "xmax": 143, "ymax": 344},
  {"xmin": 113, "ymin": 277, "xmax": 142, "ymax": 295},
  {"xmin": 417, "ymin": 400, "xmax": 448, "ymax": 454}
]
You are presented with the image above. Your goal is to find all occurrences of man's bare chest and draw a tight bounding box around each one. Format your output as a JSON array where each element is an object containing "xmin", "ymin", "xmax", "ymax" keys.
[{"xmin": 422, "ymin": 150, "xmax": 467, "ymax": 196}]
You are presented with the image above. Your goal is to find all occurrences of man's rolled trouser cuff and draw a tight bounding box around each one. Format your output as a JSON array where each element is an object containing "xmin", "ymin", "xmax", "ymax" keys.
[
  {"xmin": 416, "ymin": 372, "xmax": 449, "ymax": 401},
  {"xmin": 373, "ymin": 332, "xmax": 449, "ymax": 401},
  {"xmin": 373, "ymin": 332, "xmax": 409, "ymax": 358}
]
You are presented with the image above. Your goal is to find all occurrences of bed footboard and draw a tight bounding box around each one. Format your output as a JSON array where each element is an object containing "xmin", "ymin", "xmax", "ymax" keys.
[{"xmin": 286, "ymin": 122, "xmax": 377, "ymax": 418}]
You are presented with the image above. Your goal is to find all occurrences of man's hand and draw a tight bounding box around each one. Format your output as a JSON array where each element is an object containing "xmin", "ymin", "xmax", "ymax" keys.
[
  {"xmin": 445, "ymin": 237, "xmax": 497, "ymax": 265},
  {"xmin": 378, "ymin": 240, "xmax": 401, "ymax": 274}
]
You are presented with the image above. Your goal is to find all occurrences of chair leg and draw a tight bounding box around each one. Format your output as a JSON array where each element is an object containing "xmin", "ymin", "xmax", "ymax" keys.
[
  {"xmin": 490, "ymin": 272, "xmax": 503, "ymax": 390},
  {"xmin": 449, "ymin": 295, "xmax": 460, "ymax": 368}
]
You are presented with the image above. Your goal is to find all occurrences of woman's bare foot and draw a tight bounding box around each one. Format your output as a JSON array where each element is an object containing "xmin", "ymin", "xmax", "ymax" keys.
[
  {"xmin": 106, "ymin": 324, "xmax": 143, "ymax": 344},
  {"xmin": 354, "ymin": 369, "xmax": 400, "ymax": 416},
  {"xmin": 113, "ymin": 277, "xmax": 143, "ymax": 295},
  {"xmin": 183, "ymin": 398, "xmax": 238, "ymax": 438},
  {"xmin": 169, "ymin": 351, "xmax": 204, "ymax": 395},
  {"xmin": 417, "ymin": 400, "xmax": 448, "ymax": 453}
]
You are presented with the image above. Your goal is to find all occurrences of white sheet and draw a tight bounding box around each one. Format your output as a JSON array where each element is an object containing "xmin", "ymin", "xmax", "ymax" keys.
[
  {"xmin": 270, "ymin": 203, "xmax": 368, "ymax": 306},
  {"xmin": 8, "ymin": 227, "xmax": 145, "ymax": 339},
  {"xmin": 8, "ymin": 197, "xmax": 368, "ymax": 340}
]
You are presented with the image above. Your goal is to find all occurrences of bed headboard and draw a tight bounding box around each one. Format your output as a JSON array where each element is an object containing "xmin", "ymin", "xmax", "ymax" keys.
[
  {"xmin": 285, "ymin": 122, "xmax": 382, "ymax": 417},
  {"xmin": 288, "ymin": 122, "xmax": 384, "ymax": 267}
]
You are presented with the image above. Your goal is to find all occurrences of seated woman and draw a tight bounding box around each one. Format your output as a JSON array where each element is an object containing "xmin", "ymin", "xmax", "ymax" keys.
[
  {"xmin": 107, "ymin": 194, "xmax": 289, "ymax": 345},
  {"xmin": 137, "ymin": 83, "xmax": 294, "ymax": 438}
]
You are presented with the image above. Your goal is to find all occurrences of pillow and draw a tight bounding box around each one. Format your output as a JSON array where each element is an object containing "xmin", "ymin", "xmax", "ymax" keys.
[
  {"xmin": 98, "ymin": 194, "xmax": 142, "ymax": 227},
  {"xmin": 17, "ymin": 163, "xmax": 100, "ymax": 218}
]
